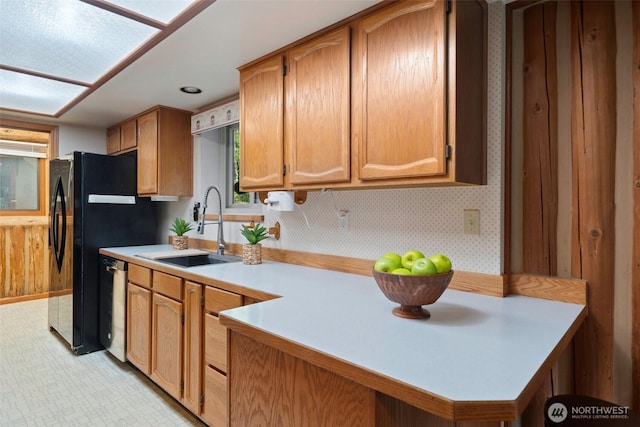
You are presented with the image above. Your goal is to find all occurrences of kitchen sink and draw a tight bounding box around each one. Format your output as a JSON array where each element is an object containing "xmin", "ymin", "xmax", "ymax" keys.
[{"xmin": 155, "ymin": 253, "xmax": 242, "ymax": 267}]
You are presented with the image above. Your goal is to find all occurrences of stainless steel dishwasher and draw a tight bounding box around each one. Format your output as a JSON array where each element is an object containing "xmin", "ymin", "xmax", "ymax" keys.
[{"xmin": 99, "ymin": 255, "xmax": 127, "ymax": 362}]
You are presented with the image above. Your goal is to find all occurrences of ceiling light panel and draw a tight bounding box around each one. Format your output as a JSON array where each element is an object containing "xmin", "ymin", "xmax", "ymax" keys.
[
  {"xmin": 107, "ymin": 0, "xmax": 196, "ymax": 25},
  {"xmin": 0, "ymin": 0, "xmax": 159, "ymax": 83},
  {"xmin": 0, "ymin": 69, "xmax": 87, "ymax": 115}
]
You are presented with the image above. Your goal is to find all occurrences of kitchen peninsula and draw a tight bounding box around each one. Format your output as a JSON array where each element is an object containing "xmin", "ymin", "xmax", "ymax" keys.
[{"xmin": 101, "ymin": 245, "xmax": 586, "ymax": 426}]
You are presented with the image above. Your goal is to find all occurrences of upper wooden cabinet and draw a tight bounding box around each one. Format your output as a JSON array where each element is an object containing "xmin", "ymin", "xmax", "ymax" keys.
[
  {"xmin": 106, "ymin": 106, "xmax": 193, "ymax": 197},
  {"xmin": 239, "ymin": 55, "xmax": 285, "ymax": 189},
  {"xmin": 238, "ymin": 0, "xmax": 486, "ymax": 190},
  {"xmin": 239, "ymin": 27, "xmax": 351, "ymax": 191},
  {"xmin": 354, "ymin": 0, "xmax": 447, "ymax": 181},
  {"xmin": 106, "ymin": 118, "xmax": 137, "ymax": 154},
  {"xmin": 286, "ymin": 26, "xmax": 351, "ymax": 186}
]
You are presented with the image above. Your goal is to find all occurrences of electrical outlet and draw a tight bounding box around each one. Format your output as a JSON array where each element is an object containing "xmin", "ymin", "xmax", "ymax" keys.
[
  {"xmin": 464, "ymin": 210, "xmax": 480, "ymax": 235},
  {"xmin": 339, "ymin": 210, "xmax": 349, "ymax": 231}
]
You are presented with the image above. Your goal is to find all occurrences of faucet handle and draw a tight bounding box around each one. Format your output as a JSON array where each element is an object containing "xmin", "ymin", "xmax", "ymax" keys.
[{"xmin": 193, "ymin": 203, "xmax": 200, "ymax": 222}]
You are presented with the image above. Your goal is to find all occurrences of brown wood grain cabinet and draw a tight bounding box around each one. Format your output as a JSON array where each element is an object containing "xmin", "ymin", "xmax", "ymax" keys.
[
  {"xmin": 182, "ymin": 281, "xmax": 203, "ymax": 415},
  {"xmin": 106, "ymin": 118, "xmax": 137, "ymax": 155},
  {"xmin": 239, "ymin": 26, "xmax": 351, "ymax": 191},
  {"xmin": 239, "ymin": 54, "xmax": 285, "ymax": 189},
  {"xmin": 150, "ymin": 291, "xmax": 183, "ymax": 400},
  {"xmin": 137, "ymin": 107, "xmax": 193, "ymax": 197},
  {"xmin": 238, "ymin": 0, "xmax": 486, "ymax": 191},
  {"xmin": 150, "ymin": 271, "xmax": 183, "ymax": 400},
  {"xmin": 106, "ymin": 106, "xmax": 193, "ymax": 197},
  {"xmin": 201, "ymin": 285, "xmax": 243, "ymax": 427},
  {"xmin": 124, "ymin": 264, "xmax": 252, "ymax": 426},
  {"xmin": 126, "ymin": 282, "xmax": 152, "ymax": 376}
]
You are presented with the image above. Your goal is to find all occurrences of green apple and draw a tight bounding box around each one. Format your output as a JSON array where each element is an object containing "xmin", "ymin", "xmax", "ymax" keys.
[
  {"xmin": 428, "ymin": 254, "xmax": 452, "ymax": 274},
  {"xmin": 382, "ymin": 252, "xmax": 402, "ymax": 267},
  {"xmin": 411, "ymin": 257, "xmax": 438, "ymax": 275},
  {"xmin": 392, "ymin": 268, "xmax": 412, "ymax": 275},
  {"xmin": 374, "ymin": 255, "xmax": 402, "ymax": 273},
  {"xmin": 401, "ymin": 250, "xmax": 425, "ymax": 270}
]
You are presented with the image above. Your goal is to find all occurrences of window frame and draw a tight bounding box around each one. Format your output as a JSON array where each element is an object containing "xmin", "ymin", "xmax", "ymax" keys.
[
  {"xmin": 224, "ymin": 122, "xmax": 260, "ymax": 210},
  {"xmin": 0, "ymin": 119, "xmax": 58, "ymax": 217}
]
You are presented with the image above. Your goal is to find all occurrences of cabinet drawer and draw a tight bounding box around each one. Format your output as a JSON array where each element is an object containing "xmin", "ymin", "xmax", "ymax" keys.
[
  {"xmin": 204, "ymin": 286, "xmax": 243, "ymax": 314},
  {"xmin": 153, "ymin": 271, "xmax": 183, "ymax": 300},
  {"xmin": 201, "ymin": 365, "xmax": 227, "ymax": 427},
  {"xmin": 128, "ymin": 264, "xmax": 151, "ymax": 289},
  {"xmin": 204, "ymin": 313, "xmax": 227, "ymax": 372}
]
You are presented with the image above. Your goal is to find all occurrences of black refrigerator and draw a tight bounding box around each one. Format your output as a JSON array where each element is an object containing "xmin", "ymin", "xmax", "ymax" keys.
[{"xmin": 48, "ymin": 151, "xmax": 157, "ymax": 355}]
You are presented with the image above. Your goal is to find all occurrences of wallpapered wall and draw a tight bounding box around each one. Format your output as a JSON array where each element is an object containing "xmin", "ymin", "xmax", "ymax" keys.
[{"xmin": 163, "ymin": 1, "xmax": 505, "ymax": 275}]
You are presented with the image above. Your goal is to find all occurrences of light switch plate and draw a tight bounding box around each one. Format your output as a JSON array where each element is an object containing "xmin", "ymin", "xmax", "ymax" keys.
[{"xmin": 464, "ymin": 210, "xmax": 480, "ymax": 235}]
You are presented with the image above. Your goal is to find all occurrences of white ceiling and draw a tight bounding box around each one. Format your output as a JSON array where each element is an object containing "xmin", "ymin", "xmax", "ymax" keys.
[{"xmin": 1, "ymin": 0, "xmax": 381, "ymax": 129}]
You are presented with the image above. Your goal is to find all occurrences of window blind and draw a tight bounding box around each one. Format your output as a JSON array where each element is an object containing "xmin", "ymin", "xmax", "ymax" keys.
[{"xmin": 0, "ymin": 139, "xmax": 47, "ymax": 158}]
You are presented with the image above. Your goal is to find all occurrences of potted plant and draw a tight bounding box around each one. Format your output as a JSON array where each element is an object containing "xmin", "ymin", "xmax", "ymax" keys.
[
  {"xmin": 240, "ymin": 223, "xmax": 269, "ymax": 264},
  {"xmin": 169, "ymin": 217, "xmax": 194, "ymax": 250}
]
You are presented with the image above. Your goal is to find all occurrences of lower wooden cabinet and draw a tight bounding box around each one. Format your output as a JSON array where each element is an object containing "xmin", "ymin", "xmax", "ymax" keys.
[
  {"xmin": 125, "ymin": 263, "xmax": 251, "ymax": 427},
  {"xmin": 150, "ymin": 292, "xmax": 183, "ymax": 400},
  {"xmin": 126, "ymin": 282, "xmax": 151, "ymax": 375},
  {"xmin": 202, "ymin": 285, "xmax": 244, "ymax": 426},
  {"xmin": 201, "ymin": 366, "xmax": 228, "ymax": 427},
  {"xmin": 182, "ymin": 281, "xmax": 203, "ymax": 414}
]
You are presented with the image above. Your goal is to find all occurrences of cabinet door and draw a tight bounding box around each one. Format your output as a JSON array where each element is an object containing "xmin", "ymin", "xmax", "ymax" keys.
[
  {"xmin": 182, "ymin": 281, "xmax": 202, "ymax": 415},
  {"xmin": 151, "ymin": 292, "xmax": 183, "ymax": 400},
  {"xmin": 287, "ymin": 26, "xmax": 351, "ymax": 185},
  {"xmin": 354, "ymin": 0, "xmax": 447, "ymax": 180},
  {"xmin": 126, "ymin": 282, "xmax": 151, "ymax": 375},
  {"xmin": 137, "ymin": 110, "xmax": 159, "ymax": 195},
  {"xmin": 120, "ymin": 119, "xmax": 137, "ymax": 151},
  {"xmin": 201, "ymin": 365, "xmax": 227, "ymax": 427},
  {"xmin": 106, "ymin": 126, "xmax": 120, "ymax": 154},
  {"xmin": 204, "ymin": 313, "xmax": 227, "ymax": 373},
  {"xmin": 239, "ymin": 55, "xmax": 285, "ymax": 189}
]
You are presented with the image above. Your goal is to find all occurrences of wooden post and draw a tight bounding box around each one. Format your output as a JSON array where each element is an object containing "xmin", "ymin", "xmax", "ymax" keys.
[
  {"xmin": 632, "ymin": 0, "xmax": 640, "ymax": 413},
  {"xmin": 570, "ymin": 0, "xmax": 617, "ymax": 400}
]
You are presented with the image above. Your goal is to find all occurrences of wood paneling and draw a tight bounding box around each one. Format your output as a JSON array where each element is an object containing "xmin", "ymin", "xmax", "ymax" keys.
[
  {"xmin": 570, "ymin": 0, "xmax": 616, "ymax": 400},
  {"xmin": 228, "ymin": 331, "xmax": 376, "ymax": 427},
  {"xmin": 521, "ymin": 1, "xmax": 558, "ymax": 276},
  {"xmin": 632, "ymin": 0, "xmax": 640, "ymax": 412},
  {"xmin": 0, "ymin": 218, "xmax": 48, "ymax": 301}
]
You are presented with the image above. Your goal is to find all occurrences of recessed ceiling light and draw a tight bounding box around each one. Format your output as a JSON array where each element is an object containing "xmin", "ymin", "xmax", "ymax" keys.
[{"xmin": 180, "ymin": 86, "xmax": 202, "ymax": 94}]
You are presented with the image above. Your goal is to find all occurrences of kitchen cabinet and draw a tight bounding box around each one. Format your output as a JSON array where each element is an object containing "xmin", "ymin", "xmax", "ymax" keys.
[
  {"xmin": 106, "ymin": 106, "xmax": 193, "ymax": 197},
  {"xmin": 137, "ymin": 107, "xmax": 193, "ymax": 197},
  {"xmin": 126, "ymin": 264, "xmax": 152, "ymax": 375},
  {"xmin": 200, "ymin": 285, "xmax": 243, "ymax": 427},
  {"xmin": 352, "ymin": 0, "xmax": 486, "ymax": 186},
  {"xmin": 239, "ymin": 26, "xmax": 351, "ymax": 191},
  {"xmin": 123, "ymin": 261, "xmax": 251, "ymax": 426},
  {"xmin": 106, "ymin": 119, "xmax": 137, "ymax": 154},
  {"xmin": 150, "ymin": 271, "xmax": 183, "ymax": 401},
  {"xmin": 182, "ymin": 281, "xmax": 202, "ymax": 415},
  {"xmin": 239, "ymin": 55, "xmax": 285, "ymax": 189},
  {"xmin": 238, "ymin": 0, "xmax": 486, "ymax": 190}
]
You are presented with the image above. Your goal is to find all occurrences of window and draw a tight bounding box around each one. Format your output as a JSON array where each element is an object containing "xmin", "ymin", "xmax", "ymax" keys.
[
  {"xmin": 225, "ymin": 123, "xmax": 259, "ymax": 208},
  {"xmin": 0, "ymin": 139, "xmax": 47, "ymax": 213}
]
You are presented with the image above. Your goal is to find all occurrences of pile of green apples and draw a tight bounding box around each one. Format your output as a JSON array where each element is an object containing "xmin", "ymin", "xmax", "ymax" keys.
[{"xmin": 374, "ymin": 250, "xmax": 452, "ymax": 276}]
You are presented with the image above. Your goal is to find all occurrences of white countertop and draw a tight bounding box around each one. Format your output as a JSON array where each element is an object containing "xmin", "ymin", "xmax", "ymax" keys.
[{"xmin": 102, "ymin": 244, "xmax": 586, "ymax": 421}]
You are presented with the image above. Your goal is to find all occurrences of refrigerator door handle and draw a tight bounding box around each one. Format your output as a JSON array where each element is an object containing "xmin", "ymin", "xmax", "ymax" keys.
[{"xmin": 52, "ymin": 176, "xmax": 67, "ymax": 273}]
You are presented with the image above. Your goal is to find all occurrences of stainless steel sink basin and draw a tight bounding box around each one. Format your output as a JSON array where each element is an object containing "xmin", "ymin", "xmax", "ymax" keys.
[{"xmin": 156, "ymin": 253, "xmax": 242, "ymax": 267}]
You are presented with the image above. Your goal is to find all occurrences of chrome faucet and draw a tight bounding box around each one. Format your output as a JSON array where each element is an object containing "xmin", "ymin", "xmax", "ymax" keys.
[{"xmin": 197, "ymin": 186, "xmax": 226, "ymax": 255}]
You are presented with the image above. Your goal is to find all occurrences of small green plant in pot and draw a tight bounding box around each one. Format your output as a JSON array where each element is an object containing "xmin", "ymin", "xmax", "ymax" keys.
[
  {"xmin": 170, "ymin": 217, "xmax": 193, "ymax": 250},
  {"xmin": 240, "ymin": 223, "xmax": 269, "ymax": 264}
]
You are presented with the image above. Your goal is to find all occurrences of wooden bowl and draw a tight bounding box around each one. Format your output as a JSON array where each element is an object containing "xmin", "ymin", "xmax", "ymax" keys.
[{"xmin": 372, "ymin": 269, "xmax": 453, "ymax": 319}]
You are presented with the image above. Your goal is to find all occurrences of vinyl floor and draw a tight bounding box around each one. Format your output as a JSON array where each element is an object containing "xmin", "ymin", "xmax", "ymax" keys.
[{"xmin": 0, "ymin": 298, "xmax": 205, "ymax": 426}]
